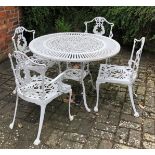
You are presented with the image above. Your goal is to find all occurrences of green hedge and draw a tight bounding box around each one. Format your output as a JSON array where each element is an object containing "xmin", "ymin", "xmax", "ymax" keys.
[{"xmin": 22, "ymin": 6, "xmax": 155, "ymax": 46}]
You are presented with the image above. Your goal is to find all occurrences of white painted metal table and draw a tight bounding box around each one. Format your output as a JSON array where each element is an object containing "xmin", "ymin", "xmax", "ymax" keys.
[
  {"xmin": 29, "ymin": 32, "xmax": 120, "ymax": 62},
  {"xmin": 29, "ymin": 32, "xmax": 120, "ymax": 111}
]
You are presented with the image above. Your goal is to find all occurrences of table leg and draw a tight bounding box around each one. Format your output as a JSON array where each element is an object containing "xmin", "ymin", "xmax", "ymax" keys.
[
  {"xmin": 87, "ymin": 63, "xmax": 96, "ymax": 90},
  {"xmin": 81, "ymin": 62, "xmax": 91, "ymax": 112}
]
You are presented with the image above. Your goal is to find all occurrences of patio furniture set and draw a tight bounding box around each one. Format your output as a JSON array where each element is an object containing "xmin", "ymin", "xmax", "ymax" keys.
[{"xmin": 8, "ymin": 17, "xmax": 145, "ymax": 145}]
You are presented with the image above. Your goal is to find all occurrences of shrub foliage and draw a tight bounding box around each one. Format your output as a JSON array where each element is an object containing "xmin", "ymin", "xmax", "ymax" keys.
[{"xmin": 22, "ymin": 6, "xmax": 155, "ymax": 45}]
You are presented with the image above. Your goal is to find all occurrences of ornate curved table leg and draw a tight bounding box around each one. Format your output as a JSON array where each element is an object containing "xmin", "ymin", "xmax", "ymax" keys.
[
  {"xmin": 81, "ymin": 79, "xmax": 91, "ymax": 112},
  {"xmin": 81, "ymin": 62, "xmax": 91, "ymax": 112}
]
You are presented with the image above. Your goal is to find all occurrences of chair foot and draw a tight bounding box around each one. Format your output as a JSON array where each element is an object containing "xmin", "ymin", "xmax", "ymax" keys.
[
  {"xmin": 94, "ymin": 106, "xmax": 98, "ymax": 112},
  {"xmin": 86, "ymin": 107, "xmax": 91, "ymax": 112},
  {"xmin": 69, "ymin": 115, "xmax": 74, "ymax": 121},
  {"xmin": 134, "ymin": 112, "xmax": 139, "ymax": 117},
  {"xmin": 33, "ymin": 139, "xmax": 41, "ymax": 145},
  {"xmin": 9, "ymin": 123, "xmax": 14, "ymax": 129}
]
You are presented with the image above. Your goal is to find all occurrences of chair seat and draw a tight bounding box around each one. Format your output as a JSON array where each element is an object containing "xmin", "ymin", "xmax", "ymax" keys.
[
  {"xmin": 17, "ymin": 76, "xmax": 71, "ymax": 104},
  {"xmin": 64, "ymin": 69, "xmax": 87, "ymax": 81},
  {"xmin": 97, "ymin": 64, "xmax": 136, "ymax": 85}
]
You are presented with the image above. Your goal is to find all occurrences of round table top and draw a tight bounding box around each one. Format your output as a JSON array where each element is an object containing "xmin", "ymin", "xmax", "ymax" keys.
[{"xmin": 29, "ymin": 32, "xmax": 120, "ymax": 62}]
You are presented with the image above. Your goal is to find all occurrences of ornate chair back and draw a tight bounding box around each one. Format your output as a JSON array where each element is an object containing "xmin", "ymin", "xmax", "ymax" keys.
[
  {"xmin": 12, "ymin": 26, "xmax": 35, "ymax": 53},
  {"xmin": 8, "ymin": 51, "xmax": 47, "ymax": 98},
  {"xmin": 84, "ymin": 17, "xmax": 114, "ymax": 38},
  {"xmin": 128, "ymin": 37, "xmax": 145, "ymax": 78}
]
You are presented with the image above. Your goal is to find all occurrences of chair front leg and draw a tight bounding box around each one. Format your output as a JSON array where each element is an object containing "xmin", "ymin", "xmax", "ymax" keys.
[
  {"xmin": 9, "ymin": 94, "xmax": 19, "ymax": 129},
  {"xmin": 33, "ymin": 105, "xmax": 46, "ymax": 145},
  {"xmin": 68, "ymin": 90, "xmax": 74, "ymax": 121},
  {"xmin": 94, "ymin": 82, "xmax": 100, "ymax": 112},
  {"xmin": 128, "ymin": 85, "xmax": 139, "ymax": 117}
]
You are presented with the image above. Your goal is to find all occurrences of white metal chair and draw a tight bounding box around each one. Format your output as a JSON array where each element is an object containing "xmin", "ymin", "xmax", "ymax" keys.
[
  {"xmin": 12, "ymin": 26, "xmax": 61, "ymax": 72},
  {"xmin": 8, "ymin": 51, "xmax": 73, "ymax": 145},
  {"xmin": 84, "ymin": 17, "xmax": 114, "ymax": 64},
  {"xmin": 94, "ymin": 37, "xmax": 145, "ymax": 117}
]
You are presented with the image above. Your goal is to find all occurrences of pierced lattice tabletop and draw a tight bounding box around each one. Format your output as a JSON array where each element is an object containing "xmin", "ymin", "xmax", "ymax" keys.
[{"xmin": 29, "ymin": 32, "xmax": 120, "ymax": 62}]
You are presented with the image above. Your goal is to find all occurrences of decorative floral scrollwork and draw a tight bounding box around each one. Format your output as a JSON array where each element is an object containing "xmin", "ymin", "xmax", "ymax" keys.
[
  {"xmin": 93, "ymin": 17, "xmax": 105, "ymax": 35},
  {"xmin": 97, "ymin": 37, "xmax": 145, "ymax": 84},
  {"xmin": 84, "ymin": 17, "xmax": 114, "ymax": 38},
  {"xmin": 17, "ymin": 34, "xmax": 27, "ymax": 52},
  {"xmin": 12, "ymin": 26, "xmax": 35, "ymax": 53}
]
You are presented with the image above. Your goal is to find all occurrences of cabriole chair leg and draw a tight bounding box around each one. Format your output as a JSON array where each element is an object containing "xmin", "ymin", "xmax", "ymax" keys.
[
  {"xmin": 128, "ymin": 85, "xmax": 139, "ymax": 117},
  {"xmin": 33, "ymin": 105, "xmax": 46, "ymax": 145},
  {"xmin": 94, "ymin": 82, "xmax": 100, "ymax": 112},
  {"xmin": 9, "ymin": 95, "xmax": 19, "ymax": 129}
]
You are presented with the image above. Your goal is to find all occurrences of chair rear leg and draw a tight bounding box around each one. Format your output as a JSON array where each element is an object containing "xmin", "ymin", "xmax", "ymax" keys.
[
  {"xmin": 33, "ymin": 105, "xmax": 46, "ymax": 145},
  {"xmin": 81, "ymin": 80, "xmax": 91, "ymax": 112},
  {"xmin": 68, "ymin": 90, "xmax": 74, "ymax": 121},
  {"xmin": 9, "ymin": 94, "xmax": 19, "ymax": 129},
  {"xmin": 94, "ymin": 82, "xmax": 100, "ymax": 112},
  {"xmin": 128, "ymin": 85, "xmax": 139, "ymax": 117}
]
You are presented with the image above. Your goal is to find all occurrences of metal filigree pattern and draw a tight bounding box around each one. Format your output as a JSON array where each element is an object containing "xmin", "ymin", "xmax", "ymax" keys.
[
  {"xmin": 16, "ymin": 34, "xmax": 27, "ymax": 52},
  {"xmin": 12, "ymin": 26, "xmax": 59, "ymax": 70},
  {"xmin": 97, "ymin": 37, "xmax": 145, "ymax": 84},
  {"xmin": 84, "ymin": 17, "xmax": 114, "ymax": 38},
  {"xmin": 29, "ymin": 32, "xmax": 120, "ymax": 62},
  {"xmin": 12, "ymin": 26, "xmax": 35, "ymax": 53},
  {"xmin": 64, "ymin": 69, "xmax": 87, "ymax": 81},
  {"xmin": 97, "ymin": 64, "xmax": 134, "ymax": 84},
  {"xmin": 9, "ymin": 51, "xmax": 72, "ymax": 103},
  {"xmin": 128, "ymin": 38, "xmax": 145, "ymax": 77}
]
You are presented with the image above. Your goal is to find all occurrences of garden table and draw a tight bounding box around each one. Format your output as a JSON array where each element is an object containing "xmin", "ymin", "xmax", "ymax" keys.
[{"xmin": 29, "ymin": 32, "xmax": 120, "ymax": 111}]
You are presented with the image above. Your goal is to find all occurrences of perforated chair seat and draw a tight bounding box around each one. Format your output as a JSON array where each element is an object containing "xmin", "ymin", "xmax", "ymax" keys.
[
  {"xmin": 97, "ymin": 64, "xmax": 137, "ymax": 85},
  {"xmin": 18, "ymin": 76, "xmax": 71, "ymax": 104}
]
